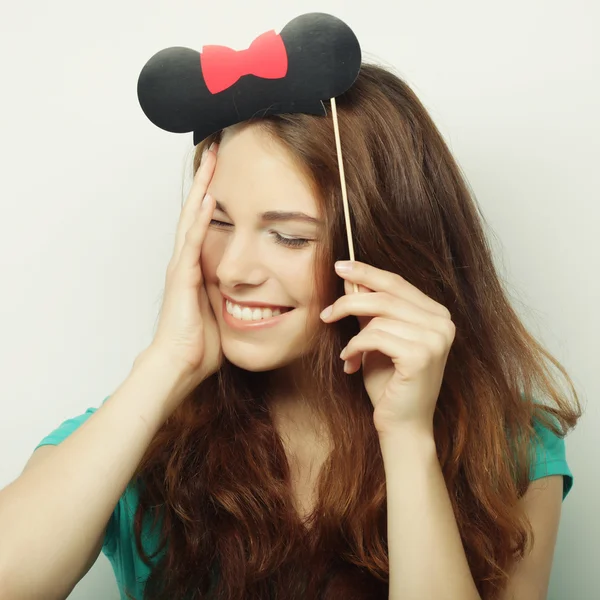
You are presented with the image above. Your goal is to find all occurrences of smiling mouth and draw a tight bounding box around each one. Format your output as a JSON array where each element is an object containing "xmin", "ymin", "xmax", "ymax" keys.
[{"xmin": 224, "ymin": 298, "xmax": 294, "ymax": 322}]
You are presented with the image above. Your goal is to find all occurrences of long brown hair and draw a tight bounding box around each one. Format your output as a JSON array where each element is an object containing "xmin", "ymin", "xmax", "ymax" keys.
[{"xmin": 129, "ymin": 62, "xmax": 581, "ymax": 600}]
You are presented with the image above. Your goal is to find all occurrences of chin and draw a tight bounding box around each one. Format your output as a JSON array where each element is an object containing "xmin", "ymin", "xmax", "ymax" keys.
[{"xmin": 221, "ymin": 342, "xmax": 302, "ymax": 373}]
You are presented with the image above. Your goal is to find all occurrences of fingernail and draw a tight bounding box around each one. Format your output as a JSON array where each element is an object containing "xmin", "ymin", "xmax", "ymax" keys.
[
  {"xmin": 202, "ymin": 193, "xmax": 212, "ymax": 208},
  {"xmin": 201, "ymin": 142, "xmax": 216, "ymax": 164},
  {"xmin": 320, "ymin": 305, "xmax": 332, "ymax": 320},
  {"xmin": 335, "ymin": 261, "xmax": 353, "ymax": 272}
]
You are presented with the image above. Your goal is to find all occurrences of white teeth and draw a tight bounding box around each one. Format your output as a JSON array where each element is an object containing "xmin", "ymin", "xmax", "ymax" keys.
[
  {"xmin": 232, "ymin": 304, "xmax": 242, "ymax": 319},
  {"xmin": 225, "ymin": 299, "xmax": 287, "ymax": 322}
]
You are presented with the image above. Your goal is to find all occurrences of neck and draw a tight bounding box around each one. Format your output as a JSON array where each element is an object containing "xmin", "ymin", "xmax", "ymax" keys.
[{"xmin": 265, "ymin": 361, "xmax": 326, "ymax": 439}]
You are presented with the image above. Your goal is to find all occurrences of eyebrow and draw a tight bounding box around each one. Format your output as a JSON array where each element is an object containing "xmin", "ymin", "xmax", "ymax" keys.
[{"xmin": 214, "ymin": 200, "xmax": 322, "ymax": 226}]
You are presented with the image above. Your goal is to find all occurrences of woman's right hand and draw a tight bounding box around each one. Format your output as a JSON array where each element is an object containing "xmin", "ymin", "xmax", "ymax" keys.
[{"xmin": 145, "ymin": 143, "xmax": 222, "ymax": 393}]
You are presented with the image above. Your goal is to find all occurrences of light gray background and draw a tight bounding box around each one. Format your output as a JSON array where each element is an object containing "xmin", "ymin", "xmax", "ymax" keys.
[{"xmin": 1, "ymin": 1, "xmax": 597, "ymax": 598}]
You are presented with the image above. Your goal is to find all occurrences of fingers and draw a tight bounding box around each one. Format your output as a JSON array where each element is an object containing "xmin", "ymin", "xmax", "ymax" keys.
[
  {"xmin": 177, "ymin": 192, "xmax": 216, "ymax": 276},
  {"xmin": 172, "ymin": 143, "xmax": 218, "ymax": 265},
  {"xmin": 343, "ymin": 279, "xmax": 371, "ymax": 295},
  {"xmin": 335, "ymin": 260, "xmax": 450, "ymax": 318},
  {"xmin": 343, "ymin": 278, "xmax": 372, "ymax": 330},
  {"xmin": 340, "ymin": 328, "xmax": 420, "ymax": 374},
  {"xmin": 321, "ymin": 292, "xmax": 430, "ymax": 328}
]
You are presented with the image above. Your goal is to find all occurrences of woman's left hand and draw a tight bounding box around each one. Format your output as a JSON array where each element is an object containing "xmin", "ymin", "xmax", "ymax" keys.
[{"xmin": 320, "ymin": 260, "xmax": 456, "ymax": 438}]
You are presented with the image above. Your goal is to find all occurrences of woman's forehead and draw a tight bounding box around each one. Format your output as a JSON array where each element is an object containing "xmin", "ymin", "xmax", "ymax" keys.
[{"xmin": 209, "ymin": 126, "xmax": 320, "ymax": 217}]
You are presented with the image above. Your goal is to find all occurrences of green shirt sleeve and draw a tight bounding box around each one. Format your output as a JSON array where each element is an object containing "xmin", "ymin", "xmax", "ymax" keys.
[
  {"xmin": 530, "ymin": 418, "xmax": 573, "ymax": 500},
  {"xmin": 34, "ymin": 396, "xmax": 119, "ymax": 556}
]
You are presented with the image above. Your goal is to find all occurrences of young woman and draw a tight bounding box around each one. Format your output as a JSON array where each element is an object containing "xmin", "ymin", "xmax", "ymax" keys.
[{"xmin": 0, "ymin": 63, "xmax": 581, "ymax": 600}]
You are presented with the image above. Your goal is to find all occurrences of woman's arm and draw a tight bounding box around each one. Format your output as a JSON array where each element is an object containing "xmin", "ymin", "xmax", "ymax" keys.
[
  {"xmin": 380, "ymin": 429, "xmax": 481, "ymax": 600},
  {"xmin": 499, "ymin": 476, "xmax": 563, "ymax": 600},
  {"xmin": 380, "ymin": 430, "xmax": 563, "ymax": 600},
  {"xmin": 0, "ymin": 348, "xmax": 188, "ymax": 600}
]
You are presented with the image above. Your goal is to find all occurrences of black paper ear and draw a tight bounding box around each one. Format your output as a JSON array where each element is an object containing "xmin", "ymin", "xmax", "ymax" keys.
[{"xmin": 137, "ymin": 12, "xmax": 362, "ymax": 145}]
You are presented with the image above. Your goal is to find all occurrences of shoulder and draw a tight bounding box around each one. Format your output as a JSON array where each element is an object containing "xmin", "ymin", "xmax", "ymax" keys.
[{"xmin": 529, "ymin": 414, "xmax": 573, "ymax": 500}]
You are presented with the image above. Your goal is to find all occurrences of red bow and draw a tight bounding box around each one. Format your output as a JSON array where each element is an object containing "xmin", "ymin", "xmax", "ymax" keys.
[{"xmin": 200, "ymin": 30, "xmax": 288, "ymax": 95}]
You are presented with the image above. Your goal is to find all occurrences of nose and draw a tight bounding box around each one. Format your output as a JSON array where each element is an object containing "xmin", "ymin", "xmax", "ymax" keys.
[{"xmin": 215, "ymin": 232, "xmax": 268, "ymax": 287}]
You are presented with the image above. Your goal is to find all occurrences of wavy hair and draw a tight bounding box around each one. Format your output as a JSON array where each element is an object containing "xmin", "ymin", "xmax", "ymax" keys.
[{"xmin": 127, "ymin": 62, "xmax": 581, "ymax": 600}]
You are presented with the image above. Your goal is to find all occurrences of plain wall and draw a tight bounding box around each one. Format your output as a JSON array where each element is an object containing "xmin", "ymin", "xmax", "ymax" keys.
[{"xmin": 0, "ymin": 1, "xmax": 597, "ymax": 598}]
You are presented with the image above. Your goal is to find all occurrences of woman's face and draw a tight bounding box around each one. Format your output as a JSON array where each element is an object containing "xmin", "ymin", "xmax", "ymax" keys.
[{"xmin": 201, "ymin": 124, "xmax": 325, "ymax": 372}]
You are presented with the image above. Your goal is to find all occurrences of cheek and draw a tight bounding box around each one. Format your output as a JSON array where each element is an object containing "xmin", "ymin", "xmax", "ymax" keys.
[
  {"xmin": 200, "ymin": 234, "xmax": 224, "ymax": 282},
  {"xmin": 288, "ymin": 254, "xmax": 321, "ymax": 309}
]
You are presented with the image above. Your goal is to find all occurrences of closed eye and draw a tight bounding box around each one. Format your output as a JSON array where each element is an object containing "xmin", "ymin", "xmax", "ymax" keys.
[
  {"xmin": 270, "ymin": 232, "xmax": 311, "ymax": 249},
  {"xmin": 209, "ymin": 219, "xmax": 311, "ymax": 249},
  {"xmin": 209, "ymin": 219, "xmax": 232, "ymax": 228}
]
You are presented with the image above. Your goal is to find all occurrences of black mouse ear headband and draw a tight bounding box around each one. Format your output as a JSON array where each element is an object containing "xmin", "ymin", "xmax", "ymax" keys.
[{"xmin": 137, "ymin": 12, "xmax": 362, "ymax": 290}]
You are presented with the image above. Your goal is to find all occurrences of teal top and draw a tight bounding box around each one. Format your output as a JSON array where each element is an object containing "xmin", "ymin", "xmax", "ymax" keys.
[{"xmin": 35, "ymin": 397, "xmax": 573, "ymax": 599}]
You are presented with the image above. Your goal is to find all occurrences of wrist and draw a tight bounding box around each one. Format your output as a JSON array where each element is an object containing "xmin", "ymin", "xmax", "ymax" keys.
[
  {"xmin": 378, "ymin": 426, "xmax": 437, "ymax": 465},
  {"xmin": 377, "ymin": 419, "xmax": 434, "ymax": 444},
  {"xmin": 131, "ymin": 346, "xmax": 199, "ymax": 422},
  {"xmin": 135, "ymin": 344, "xmax": 194, "ymax": 377}
]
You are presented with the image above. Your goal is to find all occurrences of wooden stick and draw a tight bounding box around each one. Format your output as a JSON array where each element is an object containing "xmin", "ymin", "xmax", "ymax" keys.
[{"xmin": 330, "ymin": 96, "xmax": 359, "ymax": 293}]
